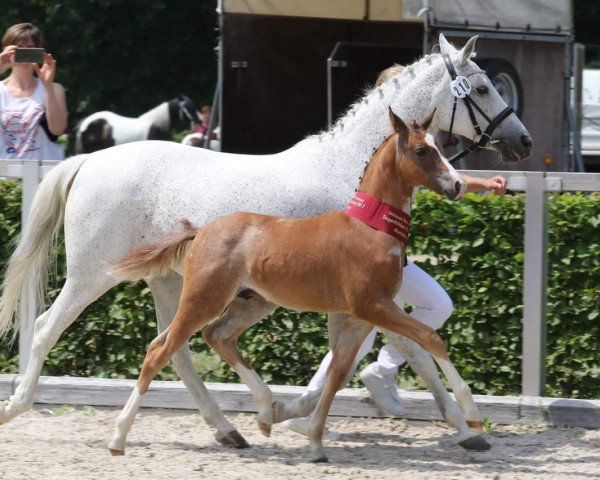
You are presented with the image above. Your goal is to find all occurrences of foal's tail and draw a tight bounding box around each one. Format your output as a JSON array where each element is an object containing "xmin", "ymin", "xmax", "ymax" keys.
[
  {"xmin": 0, "ymin": 155, "xmax": 89, "ymax": 342},
  {"xmin": 112, "ymin": 220, "xmax": 198, "ymax": 283}
]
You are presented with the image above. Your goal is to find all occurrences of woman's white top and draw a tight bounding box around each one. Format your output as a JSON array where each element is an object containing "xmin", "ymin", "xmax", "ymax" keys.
[{"xmin": 0, "ymin": 78, "xmax": 64, "ymax": 160}]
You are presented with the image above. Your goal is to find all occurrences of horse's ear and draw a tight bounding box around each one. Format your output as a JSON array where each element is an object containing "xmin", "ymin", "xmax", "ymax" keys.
[
  {"xmin": 438, "ymin": 33, "xmax": 455, "ymax": 56},
  {"xmin": 459, "ymin": 36, "xmax": 478, "ymax": 65},
  {"xmin": 389, "ymin": 107, "xmax": 408, "ymax": 142},
  {"xmin": 422, "ymin": 108, "xmax": 437, "ymax": 131}
]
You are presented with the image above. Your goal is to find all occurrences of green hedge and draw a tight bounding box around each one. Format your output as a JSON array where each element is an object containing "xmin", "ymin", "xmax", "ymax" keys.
[{"xmin": 1, "ymin": 179, "xmax": 599, "ymax": 399}]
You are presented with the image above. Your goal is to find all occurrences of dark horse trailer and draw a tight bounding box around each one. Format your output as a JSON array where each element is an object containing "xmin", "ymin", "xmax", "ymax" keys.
[{"xmin": 215, "ymin": 0, "xmax": 576, "ymax": 171}]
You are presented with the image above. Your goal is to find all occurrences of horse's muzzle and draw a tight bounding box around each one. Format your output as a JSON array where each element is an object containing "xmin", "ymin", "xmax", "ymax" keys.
[{"xmin": 493, "ymin": 132, "xmax": 533, "ymax": 162}]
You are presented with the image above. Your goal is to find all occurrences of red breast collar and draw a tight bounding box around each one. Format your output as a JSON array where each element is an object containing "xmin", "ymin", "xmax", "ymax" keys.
[{"xmin": 343, "ymin": 191, "xmax": 410, "ymax": 246}]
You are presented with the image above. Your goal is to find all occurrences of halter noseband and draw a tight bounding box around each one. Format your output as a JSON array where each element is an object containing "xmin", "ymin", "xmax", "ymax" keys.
[{"xmin": 442, "ymin": 54, "xmax": 514, "ymax": 164}]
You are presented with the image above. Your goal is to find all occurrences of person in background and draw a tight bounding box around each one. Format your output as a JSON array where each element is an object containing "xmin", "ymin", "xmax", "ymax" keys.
[
  {"xmin": 193, "ymin": 104, "xmax": 216, "ymax": 139},
  {"xmin": 0, "ymin": 22, "xmax": 67, "ymax": 160}
]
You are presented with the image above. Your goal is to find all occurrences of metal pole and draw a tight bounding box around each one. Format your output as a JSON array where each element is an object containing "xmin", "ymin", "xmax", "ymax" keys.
[
  {"xmin": 326, "ymin": 42, "xmax": 342, "ymax": 129},
  {"xmin": 572, "ymin": 43, "xmax": 586, "ymax": 172},
  {"xmin": 204, "ymin": 74, "xmax": 221, "ymax": 150},
  {"xmin": 521, "ymin": 172, "xmax": 548, "ymax": 396}
]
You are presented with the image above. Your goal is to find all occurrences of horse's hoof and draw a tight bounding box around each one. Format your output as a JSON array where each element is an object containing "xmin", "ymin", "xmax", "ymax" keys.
[
  {"xmin": 215, "ymin": 429, "xmax": 250, "ymax": 449},
  {"xmin": 109, "ymin": 448, "xmax": 125, "ymax": 456},
  {"xmin": 467, "ymin": 420, "xmax": 484, "ymax": 434},
  {"xmin": 310, "ymin": 453, "xmax": 329, "ymax": 463},
  {"xmin": 458, "ymin": 435, "xmax": 491, "ymax": 451},
  {"xmin": 258, "ymin": 420, "xmax": 272, "ymax": 437}
]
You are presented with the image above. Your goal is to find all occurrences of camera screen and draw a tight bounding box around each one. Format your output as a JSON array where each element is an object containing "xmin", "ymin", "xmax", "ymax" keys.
[{"xmin": 14, "ymin": 48, "xmax": 45, "ymax": 64}]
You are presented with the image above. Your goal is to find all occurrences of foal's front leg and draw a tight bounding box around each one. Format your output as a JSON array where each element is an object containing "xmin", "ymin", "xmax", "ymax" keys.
[
  {"xmin": 384, "ymin": 332, "xmax": 485, "ymax": 446},
  {"xmin": 360, "ymin": 300, "xmax": 490, "ymax": 451},
  {"xmin": 308, "ymin": 316, "xmax": 373, "ymax": 462}
]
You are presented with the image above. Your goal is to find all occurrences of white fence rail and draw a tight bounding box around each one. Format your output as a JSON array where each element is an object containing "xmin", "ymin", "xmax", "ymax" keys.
[{"xmin": 1, "ymin": 160, "xmax": 600, "ymax": 399}]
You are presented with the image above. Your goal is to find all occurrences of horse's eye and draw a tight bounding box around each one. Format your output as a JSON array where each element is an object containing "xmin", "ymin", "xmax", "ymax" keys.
[
  {"xmin": 415, "ymin": 147, "xmax": 426, "ymax": 157},
  {"xmin": 476, "ymin": 86, "xmax": 489, "ymax": 95}
]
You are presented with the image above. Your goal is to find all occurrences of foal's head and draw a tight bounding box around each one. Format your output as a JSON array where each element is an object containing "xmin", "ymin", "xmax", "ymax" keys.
[{"xmin": 385, "ymin": 107, "xmax": 466, "ymax": 201}]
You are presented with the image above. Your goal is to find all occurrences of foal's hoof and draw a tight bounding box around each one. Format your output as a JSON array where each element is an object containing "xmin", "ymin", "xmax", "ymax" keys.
[
  {"xmin": 109, "ymin": 448, "xmax": 125, "ymax": 456},
  {"xmin": 258, "ymin": 420, "xmax": 272, "ymax": 437},
  {"xmin": 458, "ymin": 435, "xmax": 491, "ymax": 451},
  {"xmin": 215, "ymin": 429, "xmax": 250, "ymax": 449},
  {"xmin": 467, "ymin": 420, "xmax": 484, "ymax": 434}
]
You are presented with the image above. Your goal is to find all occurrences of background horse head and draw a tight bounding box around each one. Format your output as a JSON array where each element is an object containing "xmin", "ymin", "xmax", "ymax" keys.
[{"xmin": 75, "ymin": 94, "xmax": 200, "ymax": 153}]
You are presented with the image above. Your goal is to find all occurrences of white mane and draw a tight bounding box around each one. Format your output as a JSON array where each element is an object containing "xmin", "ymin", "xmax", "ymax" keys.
[{"xmin": 319, "ymin": 53, "xmax": 444, "ymax": 141}]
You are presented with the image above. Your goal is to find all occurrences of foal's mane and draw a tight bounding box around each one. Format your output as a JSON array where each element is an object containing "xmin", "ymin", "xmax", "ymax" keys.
[
  {"xmin": 358, "ymin": 122, "xmax": 428, "ymax": 186},
  {"xmin": 359, "ymin": 133, "xmax": 395, "ymax": 181}
]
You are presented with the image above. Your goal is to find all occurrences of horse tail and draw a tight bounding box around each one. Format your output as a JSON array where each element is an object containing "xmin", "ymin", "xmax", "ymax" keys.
[
  {"xmin": 0, "ymin": 154, "xmax": 89, "ymax": 342},
  {"xmin": 112, "ymin": 220, "xmax": 198, "ymax": 283}
]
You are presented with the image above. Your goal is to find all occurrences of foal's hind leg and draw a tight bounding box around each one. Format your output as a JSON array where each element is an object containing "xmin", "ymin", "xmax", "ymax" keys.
[
  {"xmin": 0, "ymin": 276, "xmax": 114, "ymax": 423},
  {"xmin": 203, "ymin": 292, "xmax": 298, "ymax": 436},
  {"xmin": 110, "ymin": 264, "xmax": 242, "ymax": 455},
  {"xmin": 148, "ymin": 272, "xmax": 249, "ymax": 448}
]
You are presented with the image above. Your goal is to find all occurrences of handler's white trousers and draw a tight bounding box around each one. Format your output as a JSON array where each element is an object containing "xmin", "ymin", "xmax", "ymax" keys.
[{"xmin": 306, "ymin": 260, "xmax": 453, "ymax": 392}]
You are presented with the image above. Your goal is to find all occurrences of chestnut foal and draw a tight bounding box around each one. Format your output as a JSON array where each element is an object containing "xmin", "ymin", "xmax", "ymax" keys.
[{"xmin": 110, "ymin": 108, "xmax": 487, "ymax": 462}]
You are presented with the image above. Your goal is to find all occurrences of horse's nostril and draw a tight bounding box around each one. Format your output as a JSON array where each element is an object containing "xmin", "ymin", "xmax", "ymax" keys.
[
  {"xmin": 521, "ymin": 135, "xmax": 533, "ymax": 148},
  {"xmin": 455, "ymin": 181, "xmax": 462, "ymax": 192}
]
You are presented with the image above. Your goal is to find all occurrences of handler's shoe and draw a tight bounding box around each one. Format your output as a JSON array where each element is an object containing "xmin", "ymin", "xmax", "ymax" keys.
[
  {"xmin": 282, "ymin": 417, "xmax": 341, "ymax": 441},
  {"xmin": 359, "ymin": 362, "xmax": 406, "ymax": 417}
]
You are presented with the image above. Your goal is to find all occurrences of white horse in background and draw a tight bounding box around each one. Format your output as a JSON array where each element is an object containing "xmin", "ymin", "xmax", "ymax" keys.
[
  {"xmin": 75, "ymin": 94, "xmax": 200, "ymax": 153},
  {"xmin": 0, "ymin": 35, "xmax": 531, "ymax": 450}
]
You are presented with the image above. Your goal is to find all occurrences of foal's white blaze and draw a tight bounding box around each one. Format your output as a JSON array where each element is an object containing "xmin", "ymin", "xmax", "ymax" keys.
[
  {"xmin": 425, "ymin": 132, "xmax": 443, "ymax": 158},
  {"xmin": 425, "ymin": 132, "xmax": 465, "ymax": 199}
]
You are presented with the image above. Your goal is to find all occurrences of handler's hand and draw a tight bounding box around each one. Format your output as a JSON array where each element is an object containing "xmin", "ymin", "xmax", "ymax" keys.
[
  {"xmin": 0, "ymin": 45, "xmax": 17, "ymax": 73},
  {"xmin": 485, "ymin": 175, "xmax": 507, "ymax": 195}
]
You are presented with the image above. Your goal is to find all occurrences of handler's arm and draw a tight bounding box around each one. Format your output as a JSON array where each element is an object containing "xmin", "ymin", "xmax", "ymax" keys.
[{"xmin": 460, "ymin": 174, "xmax": 507, "ymax": 195}]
